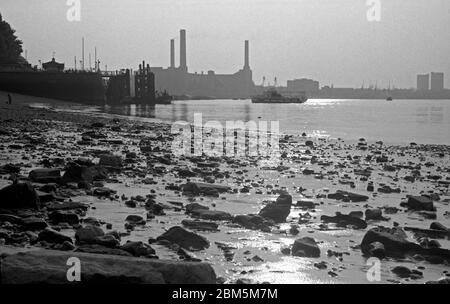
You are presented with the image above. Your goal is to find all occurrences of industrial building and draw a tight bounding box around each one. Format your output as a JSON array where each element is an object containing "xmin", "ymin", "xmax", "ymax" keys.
[
  {"xmin": 430, "ymin": 72, "xmax": 444, "ymax": 91},
  {"xmin": 417, "ymin": 74, "xmax": 430, "ymax": 91},
  {"xmin": 286, "ymin": 78, "xmax": 320, "ymax": 94},
  {"xmin": 151, "ymin": 30, "xmax": 255, "ymax": 99}
]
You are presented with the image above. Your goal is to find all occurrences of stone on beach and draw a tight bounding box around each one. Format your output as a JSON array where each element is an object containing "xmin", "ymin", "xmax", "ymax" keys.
[
  {"xmin": 296, "ymin": 199, "xmax": 316, "ymax": 209},
  {"xmin": 185, "ymin": 203, "xmax": 209, "ymax": 214},
  {"xmin": 321, "ymin": 212, "xmax": 368, "ymax": 229},
  {"xmin": 258, "ymin": 193, "xmax": 292, "ymax": 223},
  {"xmin": 327, "ymin": 190, "xmax": 369, "ymax": 202},
  {"xmin": 181, "ymin": 219, "xmax": 219, "ymax": 231},
  {"xmin": 367, "ymin": 242, "xmax": 386, "ymax": 259},
  {"xmin": 62, "ymin": 162, "xmax": 108, "ymax": 184},
  {"xmin": 49, "ymin": 210, "xmax": 80, "ymax": 225},
  {"xmin": 430, "ymin": 222, "xmax": 449, "ymax": 232},
  {"xmin": 0, "ymin": 182, "xmax": 39, "ymax": 209},
  {"xmin": 99, "ymin": 154, "xmax": 123, "ymax": 168},
  {"xmin": 185, "ymin": 203, "xmax": 231, "ymax": 221},
  {"xmin": 291, "ymin": 237, "xmax": 321, "ymax": 258},
  {"xmin": 360, "ymin": 226, "xmax": 450, "ymax": 263},
  {"xmin": 125, "ymin": 215, "xmax": 146, "ymax": 225},
  {"xmin": 192, "ymin": 210, "xmax": 232, "ymax": 221},
  {"xmin": 29, "ymin": 168, "xmax": 61, "ymax": 183},
  {"xmin": 38, "ymin": 228, "xmax": 73, "ymax": 244},
  {"xmin": 157, "ymin": 226, "xmax": 209, "ymax": 251},
  {"xmin": 232, "ymin": 214, "xmax": 273, "ymax": 231},
  {"xmin": 75, "ymin": 225, "xmax": 119, "ymax": 247},
  {"xmin": 361, "ymin": 227, "xmax": 415, "ymax": 257},
  {"xmin": 181, "ymin": 182, "xmax": 231, "ymax": 196},
  {"xmin": 21, "ymin": 217, "xmax": 48, "ymax": 231},
  {"xmin": 120, "ymin": 241, "xmax": 156, "ymax": 257},
  {"xmin": 75, "ymin": 244, "xmax": 131, "ymax": 256},
  {"xmin": 45, "ymin": 201, "xmax": 89, "ymax": 212},
  {"xmin": 0, "ymin": 249, "xmax": 216, "ymax": 284},
  {"xmin": 365, "ymin": 208, "xmax": 387, "ymax": 221},
  {"xmin": 403, "ymin": 195, "xmax": 435, "ymax": 211},
  {"xmin": 93, "ymin": 187, "xmax": 116, "ymax": 197}
]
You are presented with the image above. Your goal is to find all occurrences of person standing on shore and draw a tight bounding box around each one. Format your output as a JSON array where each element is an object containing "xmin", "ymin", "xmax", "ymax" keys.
[{"xmin": 7, "ymin": 93, "xmax": 12, "ymax": 105}]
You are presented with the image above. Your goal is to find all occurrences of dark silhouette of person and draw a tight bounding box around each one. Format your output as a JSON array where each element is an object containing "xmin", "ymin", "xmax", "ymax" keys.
[{"xmin": 7, "ymin": 93, "xmax": 12, "ymax": 105}]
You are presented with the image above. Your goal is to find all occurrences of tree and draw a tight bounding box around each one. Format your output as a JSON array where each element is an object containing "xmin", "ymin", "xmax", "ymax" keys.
[{"xmin": 0, "ymin": 13, "xmax": 24, "ymax": 64}]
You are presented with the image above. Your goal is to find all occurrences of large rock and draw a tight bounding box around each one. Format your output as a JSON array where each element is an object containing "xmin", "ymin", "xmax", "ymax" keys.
[
  {"xmin": 75, "ymin": 244, "xmax": 131, "ymax": 256},
  {"xmin": 367, "ymin": 242, "xmax": 386, "ymax": 259},
  {"xmin": 99, "ymin": 154, "xmax": 123, "ymax": 168},
  {"xmin": 365, "ymin": 209, "xmax": 384, "ymax": 221},
  {"xmin": 291, "ymin": 237, "xmax": 321, "ymax": 258},
  {"xmin": 185, "ymin": 203, "xmax": 209, "ymax": 214},
  {"xmin": 182, "ymin": 220, "xmax": 219, "ymax": 231},
  {"xmin": 361, "ymin": 227, "xmax": 419, "ymax": 257},
  {"xmin": 29, "ymin": 169, "xmax": 61, "ymax": 183},
  {"xmin": 321, "ymin": 212, "xmax": 368, "ymax": 229},
  {"xmin": 0, "ymin": 249, "xmax": 216, "ymax": 284},
  {"xmin": 45, "ymin": 201, "xmax": 89, "ymax": 212},
  {"xmin": 74, "ymin": 225, "xmax": 106, "ymax": 242},
  {"xmin": 38, "ymin": 228, "xmax": 73, "ymax": 244},
  {"xmin": 430, "ymin": 222, "xmax": 448, "ymax": 232},
  {"xmin": 75, "ymin": 225, "xmax": 104, "ymax": 241},
  {"xmin": 157, "ymin": 226, "xmax": 209, "ymax": 251},
  {"xmin": 296, "ymin": 199, "xmax": 316, "ymax": 209},
  {"xmin": 0, "ymin": 183, "xmax": 39, "ymax": 209},
  {"xmin": 120, "ymin": 241, "xmax": 156, "ymax": 257},
  {"xmin": 193, "ymin": 210, "xmax": 232, "ymax": 221},
  {"xmin": 21, "ymin": 217, "xmax": 48, "ymax": 231},
  {"xmin": 181, "ymin": 182, "xmax": 231, "ymax": 196},
  {"xmin": 62, "ymin": 162, "xmax": 108, "ymax": 184},
  {"xmin": 328, "ymin": 190, "xmax": 368, "ymax": 202},
  {"xmin": 185, "ymin": 203, "xmax": 231, "ymax": 221},
  {"xmin": 232, "ymin": 214, "xmax": 273, "ymax": 231},
  {"xmin": 258, "ymin": 194, "xmax": 292, "ymax": 223},
  {"xmin": 74, "ymin": 225, "xmax": 119, "ymax": 248},
  {"xmin": 49, "ymin": 211, "xmax": 80, "ymax": 225},
  {"xmin": 404, "ymin": 196, "xmax": 435, "ymax": 211},
  {"xmin": 125, "ymin": 215, "xmax": 146, "ymax": 225},
  {"xmin": 362, "ymin": 227, "xmax": 450, "ymax": 263}
]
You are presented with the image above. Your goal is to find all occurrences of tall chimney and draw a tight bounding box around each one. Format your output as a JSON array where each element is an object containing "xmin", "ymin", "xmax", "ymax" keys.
[
  {"xmin": 180, "ymin": 29, "xmax": 187, "ymax": 71},
  {"xmin": 170, "ymin": 39, "xmax": 175, "ymax": 68},
  {"xmin": 244, "ymin": 40, "xmax": 249, "ymax": 69}
]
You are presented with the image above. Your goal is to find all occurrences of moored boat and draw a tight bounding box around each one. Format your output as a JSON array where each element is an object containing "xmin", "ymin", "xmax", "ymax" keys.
[{"xmin": 252, "ymin": 88, "xmax": 307, "ymax": 104}]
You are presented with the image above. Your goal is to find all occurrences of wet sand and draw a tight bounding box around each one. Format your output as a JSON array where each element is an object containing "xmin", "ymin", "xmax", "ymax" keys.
[{"xmin": 0, "ymin": 92, "xmax": 449, "ymax": 284}]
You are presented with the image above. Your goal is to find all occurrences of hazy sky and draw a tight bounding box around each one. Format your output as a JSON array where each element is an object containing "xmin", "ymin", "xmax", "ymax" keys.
[{"xmin": 2, "ymin": 0, "xmax": 450, "ymax": 88}]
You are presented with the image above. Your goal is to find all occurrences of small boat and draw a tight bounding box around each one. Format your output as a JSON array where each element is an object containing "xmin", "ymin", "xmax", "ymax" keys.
[
  {"xmin": 252, "ymin": 88, "xmax": 307, "ymax": 104},
  {"xmin": 386, "ymin": 96, "xmax": 393, "ymax": 101},
  {"xmin": 155, "ymin": 90, "xmax": 173, "ymax": 104}
]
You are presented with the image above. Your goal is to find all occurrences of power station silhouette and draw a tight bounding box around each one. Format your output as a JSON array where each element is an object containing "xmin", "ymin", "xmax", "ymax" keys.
[{"xmin": 151, "ymin": 30, "xmax": 255, "ymax": 99}]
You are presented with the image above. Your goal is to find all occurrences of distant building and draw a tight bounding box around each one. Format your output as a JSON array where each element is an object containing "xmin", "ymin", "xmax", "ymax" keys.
[
  {"xmin": 430, "ymin": 72, "xmax": 444, "ymax": 91},
  {"xmin": 286, "ymin": 78, "xmax": 319, "ymax": 93},
  {"xmin": 417, "ymin": 74, "xmax": 429, "ymax": 91},
  {"xmin": 42, "ymin": 57, "xmax": 64, "ymax": 72},
  {"xmin": 151, "ymin": 30, "xmax": 255, "ymax": 99}
]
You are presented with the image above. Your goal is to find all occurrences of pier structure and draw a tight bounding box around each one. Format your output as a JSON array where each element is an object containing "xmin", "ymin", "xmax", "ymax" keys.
[{"xmin": 105, "ymin": 60, "xmax": 156, "ymax": 105}]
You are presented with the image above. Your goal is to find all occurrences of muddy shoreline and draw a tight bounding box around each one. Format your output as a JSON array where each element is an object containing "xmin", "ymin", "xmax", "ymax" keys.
[{"xmin": 0, "ymin": 94, "xmax": 449, "ymax": 284}]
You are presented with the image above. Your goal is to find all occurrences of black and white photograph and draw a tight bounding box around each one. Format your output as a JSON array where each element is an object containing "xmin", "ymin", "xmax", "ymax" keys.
[{"xmin": 0, "ymin": 0, "xmax": 449, "ymax": 294}]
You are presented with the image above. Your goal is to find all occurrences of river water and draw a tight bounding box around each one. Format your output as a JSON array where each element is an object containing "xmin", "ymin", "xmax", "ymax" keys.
[{"xmin": 30, "ymin": 98, "xmax": 450, "ymax": 145}]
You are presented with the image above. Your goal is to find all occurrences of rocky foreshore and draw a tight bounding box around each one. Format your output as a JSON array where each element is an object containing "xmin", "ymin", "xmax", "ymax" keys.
[{"xmin": 0, "ymin": 98, "xmax": 450, "ymax": 284}]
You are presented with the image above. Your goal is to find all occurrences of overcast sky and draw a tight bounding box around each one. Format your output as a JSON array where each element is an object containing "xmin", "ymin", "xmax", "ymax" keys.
[{"xmin": 2, "ymin": 0, "xmax": 450, "ymax": 88}]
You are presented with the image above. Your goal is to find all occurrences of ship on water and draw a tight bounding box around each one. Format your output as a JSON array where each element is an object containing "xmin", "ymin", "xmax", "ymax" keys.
[{"xmin": 252, "ymin": 88, "xmax": 308, "ymax": 104}]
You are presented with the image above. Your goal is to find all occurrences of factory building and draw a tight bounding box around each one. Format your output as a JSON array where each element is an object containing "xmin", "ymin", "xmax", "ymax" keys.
[
  {"xmin": 417, "ymin": 74, "xmax": 430, "ymax": 91},
  {"xmin": 430, "ymin": 72, "xmax": 444, "ymax": 91},
  {"xmin": 286, "ymin": 78, "xmax": 320, "ymax": 94},
  {"xmin": 151, "ymin": 30, "xmax": 255, "ymax": 99}
]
